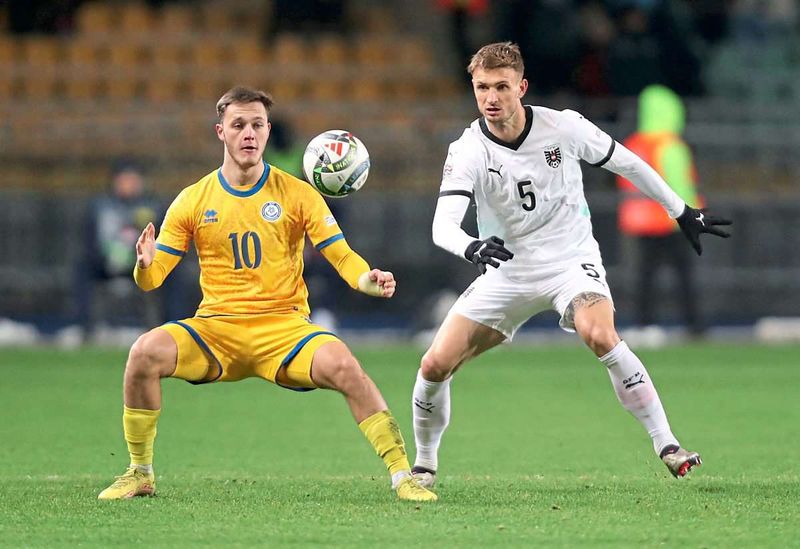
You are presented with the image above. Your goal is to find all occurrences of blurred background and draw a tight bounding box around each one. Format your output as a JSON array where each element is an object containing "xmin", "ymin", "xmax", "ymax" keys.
[{"xmin": 0, "ymin": 0, "xmax": 798, "ymax": 347}]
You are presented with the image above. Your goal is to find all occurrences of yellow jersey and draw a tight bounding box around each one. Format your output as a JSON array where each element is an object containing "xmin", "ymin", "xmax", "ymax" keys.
[{"xmin": 135, "ymin": 161, "xmax": 369, "ymax": 317}]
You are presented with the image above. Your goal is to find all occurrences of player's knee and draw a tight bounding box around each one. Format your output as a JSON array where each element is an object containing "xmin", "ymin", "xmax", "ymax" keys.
[
  {"xmin": 420, "ymin": 350, "xmax": 454, "ymax": 382},
  {"xmin": 321, "ymin": 352, "xmax": 365, "ymax": 393},
  {"xmin": 579, "ymin": 324, "xmax": 619, "ymax": 356},
  {"xmin": 127, "ymin": 331, "xmax": 174, "ymax": 378}
]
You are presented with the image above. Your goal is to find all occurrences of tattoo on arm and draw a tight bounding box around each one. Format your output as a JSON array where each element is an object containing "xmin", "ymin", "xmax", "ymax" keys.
[{"xmin": 563, "ymin": 292, "xmax": 609, "ymax": 327}]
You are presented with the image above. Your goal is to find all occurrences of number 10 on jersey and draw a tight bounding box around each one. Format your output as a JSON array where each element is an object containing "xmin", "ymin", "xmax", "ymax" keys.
[{"xmin": 228, "ymin": 231, "xmax": 262, "ymax": 269}]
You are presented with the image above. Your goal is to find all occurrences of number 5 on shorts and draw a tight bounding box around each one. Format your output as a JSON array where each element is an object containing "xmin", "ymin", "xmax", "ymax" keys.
[{"xmin": 581, "ymin": 263, "xmax": 600, "ymax": 279}]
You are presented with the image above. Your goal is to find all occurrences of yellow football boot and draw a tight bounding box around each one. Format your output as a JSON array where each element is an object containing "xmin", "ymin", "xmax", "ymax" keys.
[
  {"xmin": 98, "ymin": 467, "xmax": 156, "ymax": 500},
  {"xmin": 394, "ymin": 476, "xmax": 438, "ymax": 502}
]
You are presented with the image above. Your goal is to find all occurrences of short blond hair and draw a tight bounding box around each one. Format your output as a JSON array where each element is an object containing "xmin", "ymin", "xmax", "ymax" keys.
[
  {"xmin": 467, "ymin": 42, "xmax": 524, "ymax": 75},
  {"xmin": 216, "ymin": 86, "xmax": 274, "ymax": 121}
]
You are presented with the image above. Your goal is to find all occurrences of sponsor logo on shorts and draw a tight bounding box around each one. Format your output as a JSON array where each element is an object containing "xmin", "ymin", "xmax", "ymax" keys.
[{"xmin": 261, "ymin": 201, "xmax": 282, "ymax": 222}]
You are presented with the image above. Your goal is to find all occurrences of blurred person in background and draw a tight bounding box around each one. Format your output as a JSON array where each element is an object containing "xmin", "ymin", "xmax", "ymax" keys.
[
  {"xmin": 7, "ymin": 0, "xmax": 80, "ymax": 34},
  {"xmin": 76, "ymin": 161, "xmax": 162, "ymax": 343},
  {"xmin": 733, "ymin": 0, "xmax": 798, "ymax": 43},
  {"xmin": 606, "ymin": 4, "xmax": 663, "ymax": 96},
  {"xmin": 607, "ymin": 1, "xmax": 703, "ymax": 97},
  {"xmin": 264, "ymin": 118, "xmax": 304, "ymax": 178},
  {"xmin": 271, "ymin": 0, "xmax": 347, "ymax": 35},
  {"xmin": 617, "ymin": 85, "xmax": 705, "ymax": 337},
  {"xmin": 494, "ymin": 0, "xmax": 581, "ymax": 95},
  {"xmin": 434, "ymin": 0, "xmax": 489, "ymax": 83},
  {"xmin": 409, "ymin": 42, "xmax": 731, "ymax": 490}
]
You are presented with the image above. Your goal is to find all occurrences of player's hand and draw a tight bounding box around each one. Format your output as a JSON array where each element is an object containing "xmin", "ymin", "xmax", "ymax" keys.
[
  {"xmin": 676, "ymin": 205, "xmax": 732, "ymax": 256},
  {"xmin": 358, "ymin": 269, "xmax": 396, "ymax": 298},
  {"xmin": 464, "ymin": 236, "xmax": 514, "ymax": 275},
  {"xmin": 136, "ymin": 222, "xmax": 156, "ymax": 269}
]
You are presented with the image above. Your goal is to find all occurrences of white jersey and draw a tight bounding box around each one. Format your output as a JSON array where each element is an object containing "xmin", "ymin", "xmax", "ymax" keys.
[{"xmin": 440, "ymin": 106, "xmax": 615, "ymax": 272}]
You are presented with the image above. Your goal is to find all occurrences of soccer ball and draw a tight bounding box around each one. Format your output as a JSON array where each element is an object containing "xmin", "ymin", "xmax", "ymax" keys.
[{"xmin": 302, "ymin": 130, "xmax": 370, "ymax": 198}]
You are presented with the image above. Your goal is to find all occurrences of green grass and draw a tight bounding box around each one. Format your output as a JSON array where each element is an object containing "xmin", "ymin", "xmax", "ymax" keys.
[{"xmin": 1, "ymin": 343, "xmax": 799, "ymax": 547}]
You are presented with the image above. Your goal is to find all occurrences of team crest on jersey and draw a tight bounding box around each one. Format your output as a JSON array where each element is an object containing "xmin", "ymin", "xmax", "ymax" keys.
[
  {"xmin": 543, "ymin": 145, "xmax": 562, "ymax": 168},
  {"xmin": 261, "ymin": 201, "xmax": 282, "ymax": 222}
]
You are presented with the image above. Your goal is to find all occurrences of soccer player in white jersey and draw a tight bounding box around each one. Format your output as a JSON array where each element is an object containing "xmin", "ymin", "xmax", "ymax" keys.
[{"xmin": 410, "ymin": 42, "xmax": 731, "ymax": 488}]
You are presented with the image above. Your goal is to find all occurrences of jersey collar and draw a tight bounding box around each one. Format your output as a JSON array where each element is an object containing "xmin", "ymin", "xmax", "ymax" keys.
[
  {"xmin": 217, "ymin": 161, "xmax": 270, "ymax": 197},
  {"xmin": 479, "ymin": 105, "xmax": 533, "ymax": 151}
]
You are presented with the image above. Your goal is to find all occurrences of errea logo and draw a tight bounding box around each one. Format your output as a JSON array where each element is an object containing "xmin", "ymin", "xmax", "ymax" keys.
[{"xmin": 203, "ymin": 209, "xmax": 219, "ymax": 223}]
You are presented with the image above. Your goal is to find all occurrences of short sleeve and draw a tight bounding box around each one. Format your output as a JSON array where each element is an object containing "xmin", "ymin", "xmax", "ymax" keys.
[
  {"xmin": 156, "ymin": 188, "xmax": 194, "ymax": 256},
  {"xmin": 304, "ymin": 187, "xmax": 343, "ymax": 251},
  {"xmin": 439, "ymin": 136, "xmax": 479, "ymax": 196},
  {"xmin": 561, "ymin": 109, "xmax": 616, "ymax": 167}
]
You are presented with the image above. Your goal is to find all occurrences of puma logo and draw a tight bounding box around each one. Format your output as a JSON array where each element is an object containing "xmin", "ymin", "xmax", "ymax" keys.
[
  {"xmin": 413, "ymin": 398, "xmax": 435, "ymax": 413},
  {"xmin": 488, "ymin": 165, "xmax": 503, "ymax": 177},
  {"xmin": 696, "ymin": 212, "xmax": 705, "ymax": 226}
]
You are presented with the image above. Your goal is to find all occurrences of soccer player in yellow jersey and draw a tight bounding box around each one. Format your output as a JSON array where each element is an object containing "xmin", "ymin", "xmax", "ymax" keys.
[{"xmin": 98, "ymin": 86, "xmax": 436, "ymax": 502}]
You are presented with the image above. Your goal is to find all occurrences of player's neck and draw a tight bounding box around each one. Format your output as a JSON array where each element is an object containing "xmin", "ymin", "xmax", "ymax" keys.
[
  {"xmin": 220, "ymin": 159, "xmax": 265, "ymax": 187},
  {"xmin": 485, "ymin": 105, "xmax": 527, "ymax": 143}
]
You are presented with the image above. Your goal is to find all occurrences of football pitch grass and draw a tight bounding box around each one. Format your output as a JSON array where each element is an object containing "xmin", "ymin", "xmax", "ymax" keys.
[{"xmin": 1, "ymin": 343, "xmax": 798, "ymax": 547}]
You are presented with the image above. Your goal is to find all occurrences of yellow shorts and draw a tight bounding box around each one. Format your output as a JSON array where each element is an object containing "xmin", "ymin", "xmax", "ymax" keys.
[{"xmin": 158, "ymin": 313, "xmax": 340, "ymax": 391}]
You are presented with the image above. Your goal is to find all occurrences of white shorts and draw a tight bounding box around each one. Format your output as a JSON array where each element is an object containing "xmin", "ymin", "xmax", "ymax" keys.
[{"xmin": 451, "ymin": 258, "xmax": 614, "ymax": 340}]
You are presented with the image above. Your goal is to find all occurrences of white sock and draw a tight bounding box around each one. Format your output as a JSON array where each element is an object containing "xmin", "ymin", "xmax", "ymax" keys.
[
  {"xmin": 599, "ymin": 341, "xmax": 679, "ymax": 455},
  {"xmin": 411, "ymin": 369, "xmax": 451, "ymax": 472},
  {"xmin": 131, "ymin": 463, "xmax": 153, "ymax": 474},
  {"xmin": 391, "ymin": 470, "xmax": 410, "ymax": 489}
]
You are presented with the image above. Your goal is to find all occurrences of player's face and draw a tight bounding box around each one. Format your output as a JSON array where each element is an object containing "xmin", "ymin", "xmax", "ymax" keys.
[
  {"xmin": 471, "ymin": 67, "xmax": 527, "ymax": 124},
  {"xmin": 216, "ymin": 101, "xmax": 271, "ymax": 170}
]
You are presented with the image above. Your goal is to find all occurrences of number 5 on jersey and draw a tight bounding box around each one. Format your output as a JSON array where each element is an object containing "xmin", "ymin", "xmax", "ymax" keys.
[
  {"xmin": 517, "ymin": 180, "xmax": 536, "ymax": 211},
  {"xmin": 229, "ymin": 231, "xmax": 262, "ymax": 269}
]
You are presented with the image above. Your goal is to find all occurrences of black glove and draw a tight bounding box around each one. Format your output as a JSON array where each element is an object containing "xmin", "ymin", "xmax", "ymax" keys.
[
  {"xmin": 676, "ymin": 205, "xmax": 732, "ymax": 256},
  {"xmin": 464, "ymin": 236, "xmax": 514, "ymax": 275}
]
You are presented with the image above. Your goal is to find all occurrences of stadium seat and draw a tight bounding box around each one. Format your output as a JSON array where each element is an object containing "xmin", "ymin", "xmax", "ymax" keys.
[
  {"xmin": 0, "ymin": 38, "xmax": 16, "ymax": 65},
  {"xmin": 149, "ymin": 42, "xmax": 188, "ymax": 71},
  {"xmin": 143, "ymin": 71, "xmax": 184, "ymax": 103},
  {"xmin": 75, "ymin": 1, "xmax": 115, "ymax": 36},
  {"xmin": 22, "ymin": 37, "xmax": 60, "ymax": 69},
  {"xmin": 227, "ymin": 38, "xmax": 269, "ymax": 70},
  {"xmin": 188, "ymin": 77, "xmax": 224, "ymax": 102},
  {"xmin": 107, "ymin": 41, "xmax": 146, "ymax": 69},
  {"xmin": 314, "ymin": 35, "xmax": 348, "ymax": 65},
  {"xmin": 157, "ymin": 4, "xmax": 194, "ymax": 35},
  {"xmin": 103, "ymin": 71, "xmax": 140, "ymax": 102},
  {"xmin": 188, "ymin": 41, "xmax": 231, "ymax": 69},
  {"xmin": 360, "ymin": 5, "xmax": 395, "ymax": 34},
  {"xmin": 199, "ymin": 2, "xmax": 236, "ymax": 33},
  {"xmin": 355, "ymin": 36, "xmax": 389, "ymax": 67},
  {"xmin": 119, "ymin": 3, "xmax": 153, "ymax": 36},
  {"xmin": 273, "ymin": 34, "xmax": 307, "ymax": 65},
  {"xmin": 65, "ymin": 39, "xmax": 99, "ymax": 68},
  {"xmin": 308, "ymin": 76, "xmax": 342, "ymax": 102},
  {"xmin": 64, "ymin": 74, "xmax": 100, "ymax": 101},
  {"xmin": 20, "ymin": 38, "xmax": 61, "ymax": 100},
  {"xmin": 351, "ymin": 77, "xmax": 386, "ymax": 103},
  {"xmin": 270, "ymin": 79, "xmax": 305, "ymax": 102},
  {"xmin": 0, "ymin": 39, "xmax": 17, "ymax": 100}
]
